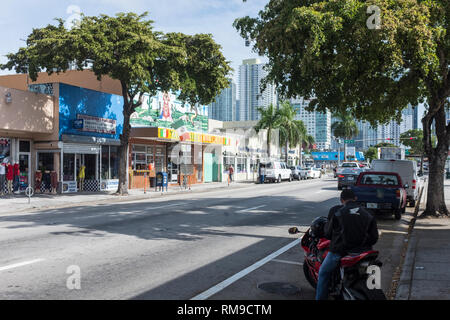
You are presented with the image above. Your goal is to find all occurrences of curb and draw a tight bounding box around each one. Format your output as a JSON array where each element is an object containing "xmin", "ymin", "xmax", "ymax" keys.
[
  {"xmin": 0, "ymin": 182, "xmax": 255, "ymax": 215},
  {"xmin": 389, "ymin": 181, "xmax": 427, "ymax": 300}
]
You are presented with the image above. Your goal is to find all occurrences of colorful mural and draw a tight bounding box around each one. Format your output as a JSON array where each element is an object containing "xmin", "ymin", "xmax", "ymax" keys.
[{"xmin": 130, "ymin": 91, "xmax": 209, "ymax": 133}]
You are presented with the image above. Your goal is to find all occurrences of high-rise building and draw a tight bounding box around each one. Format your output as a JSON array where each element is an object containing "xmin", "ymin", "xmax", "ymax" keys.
[
  {"xmin": 290, "ymin": 97, "xmax": 331, "ymax": 150},
  {"xmin": 239, "ymin": 59, "xmax": 277, "ymax": 121},
  {"xmin": 208, "ymin": 79, "xmax": 236, "ymax": 122}
]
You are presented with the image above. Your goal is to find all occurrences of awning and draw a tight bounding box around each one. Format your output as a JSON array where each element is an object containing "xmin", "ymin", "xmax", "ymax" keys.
[{"xmin": 131, "ymin": 127, "xmax": 231, "ymax": 146}]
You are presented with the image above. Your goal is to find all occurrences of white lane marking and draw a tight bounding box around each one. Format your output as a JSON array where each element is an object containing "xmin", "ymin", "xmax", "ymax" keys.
[
  {"xmin": 237, "ymin": 205, "xmax": 266, "ymax": 213},
  {"xmin": 0, "ymin": 259, "xmax": 45, "ymax": 272},
  {"xmin": 302, "ymin": 205, "xmax": 314, "ymax": 209},
  {"xmin": 190, "ymin": 238, "xmax": 301, "ymax": 300},
  {"xmin": 271, "ymin": 259, "xmax": 303, "ymax": 266}
]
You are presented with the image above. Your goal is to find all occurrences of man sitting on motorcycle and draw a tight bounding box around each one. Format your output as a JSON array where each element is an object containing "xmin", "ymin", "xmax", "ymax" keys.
[{"xmin": 316, "ymin": 189, "xmax": 379, "ymax": 300}]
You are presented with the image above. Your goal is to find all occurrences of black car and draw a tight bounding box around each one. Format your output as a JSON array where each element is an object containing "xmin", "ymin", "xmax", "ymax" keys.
[{"xmin": 337, "ymin": 168, "xmax": 363, "ymax": 190}]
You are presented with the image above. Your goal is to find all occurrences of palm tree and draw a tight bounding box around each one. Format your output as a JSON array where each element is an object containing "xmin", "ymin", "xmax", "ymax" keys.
[
  {"xmin": 331, "ymin": 111, "xmax": 359, "ymax": 161},
  {"xmin": 277, "ymin": 101, "xmax": 307, "ymax": 163},
  {"xmin": 254, "ymin": 104, "xmax": 279, "ymax": 159},
  {"xmin": 300, "ymin": 134, "xmax": 315, "ymax": 166}
]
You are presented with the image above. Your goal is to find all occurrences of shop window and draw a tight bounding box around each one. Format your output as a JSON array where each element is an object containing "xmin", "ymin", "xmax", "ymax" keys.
[
  {"xmin": 110, "ymin": 146, "xmax": 119, "ymax": 179},
  {"xmin": 38, "ymin": 153, "xmax": 55, "ymax": 172},
  {"xmin": 0, "ymin": 138, "xmax": 11, "ymax": 163},
  {"xmin": 101, "ymin": 146, "xmax": 109, "ymax": 179},
  {"xmin": 63, "ymin": 154, "xmax": 75, "ymax": 181},
  {"xmin": 133, "ymin": 145, "xmax": 146, "ymax": 152},
  {"xmin": 19, "ymin": 140, "xmax": 31, "ymax": 153},
  {"xmin": 237, "ymin": 157, "xmax": 247, "ymax": 173}
]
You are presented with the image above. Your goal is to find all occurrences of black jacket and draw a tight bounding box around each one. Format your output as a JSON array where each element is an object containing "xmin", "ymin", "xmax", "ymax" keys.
[{"xmin": 324, "ymin": 201, "xmax": 379, "ymax": 255}]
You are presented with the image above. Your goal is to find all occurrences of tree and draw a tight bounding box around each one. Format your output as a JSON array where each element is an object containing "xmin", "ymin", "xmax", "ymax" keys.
[
  {"xmin": 400, "ymin": 129, "xmax": 424, "ymax": 155},
  {"xmin": 277, "ymin": 101, "xmax": 307, "ymax": 163},
  {"xmin": 331, "ymin": 111, "xmax": 359, "ymax": 161},
  {"xmin": 234, "ymin": 0, "xmax": 450, "ymax": 216},
  {"xmin": 254, "ymin": 104, "xmax": 279, "ymax": 159},
  {"xmin": 364, "ymin": 147, "xmax": 379, "ymax": 162},
  {"xmin": 372, "ymin": 142, "xmax": 398, "ymax": 148},
  {"xmin": 2, "ymin": 12, "xmax": 231, "ymax": 195}
]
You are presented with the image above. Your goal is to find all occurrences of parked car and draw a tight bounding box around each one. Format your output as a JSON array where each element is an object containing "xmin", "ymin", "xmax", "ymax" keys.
[
  {"xmin": 336, "ymin": 162, "xmax": 361, "ymax": 176},
  {"xmin": 337, "ymin": 168, "xmax": 363, "ymax": 190},
  {"xmin": 303, "ymin": 167, "xmax": 322, "ymax": 179},
  {"xmin": 370, "ymin": 159, "xmax": 420, "ymax": 207},
  {"xmin": 350, "ymin": 171, "xmax": 408, "ymax": 220},
  {"xmin": 264, "ymin": 161, "xmax": 293, "ymax": 183},
  {"xmin": 291, "ymin": 166, "xmax": 304, "ymax": 181}
]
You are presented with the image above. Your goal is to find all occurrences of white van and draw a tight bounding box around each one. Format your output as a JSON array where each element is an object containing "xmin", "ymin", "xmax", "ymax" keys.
[
  {"xmin": 264, "ymin": 161, "xmax": 293, "ymax": 183},
  {"xmin": 370, "ymin": 159, "xmax": 420, "ymax": 207}
]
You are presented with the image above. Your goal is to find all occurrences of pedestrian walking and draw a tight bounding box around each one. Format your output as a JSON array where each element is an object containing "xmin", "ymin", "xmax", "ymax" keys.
[{"xmin": 228, "ymin": 165, "xmax": 234, "ymax": 183}]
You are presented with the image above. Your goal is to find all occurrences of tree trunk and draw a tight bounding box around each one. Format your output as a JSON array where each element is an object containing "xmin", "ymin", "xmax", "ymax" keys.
[
  {"xmin": 267, "ymin": 129, "xmax": 271, "ymax": 160},
  {"xmin": 421, "ymin": 101, "xmax": 450, "ymax": 217},
  {"xmin": 344, "ymin": 139, "xmax": 348, "ymax": 162},
  {"xmin": 116, "ymin": 112, "xmax": 131, "ymax": 196},
  {"xmin": 116, "ymin": 81, "xmax": 134, "ymax": 196},
  {"xmin": 285, "ymin": 140, "xmax": 289, "ymax": 163}
]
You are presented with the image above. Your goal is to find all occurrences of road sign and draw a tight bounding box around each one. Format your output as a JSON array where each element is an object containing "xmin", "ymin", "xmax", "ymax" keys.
[{"xmin": 344, "ymin": 140, "xmax": 354, "ymax": 144}]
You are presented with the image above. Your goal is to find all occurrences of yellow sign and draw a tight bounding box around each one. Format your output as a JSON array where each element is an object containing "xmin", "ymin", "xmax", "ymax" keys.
[{"xmin": 157, "ymin": 128, "xmax": 230, "ymax": 146}]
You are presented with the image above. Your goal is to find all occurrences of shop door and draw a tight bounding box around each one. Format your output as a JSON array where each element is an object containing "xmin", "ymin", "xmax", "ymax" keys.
[
  {"xmin": 204, "ymin": 153, "xmax": 213, "ymax": 183},
  {"xmin": 19, "ymin": 154, "xmax": 29, "ymax": 190}
]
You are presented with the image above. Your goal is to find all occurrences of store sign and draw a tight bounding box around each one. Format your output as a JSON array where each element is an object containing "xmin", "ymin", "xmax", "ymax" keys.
[
  {"xmin": 100, "ymin": 180, "xmax": 118, "ymax": 191},
  {"xmin": 157, "ymin": 128, "xmax": 231, "ymax": 146},
  {"xmin": 62, "ymin": 181, "xmax": 77, "ymax": 193},
  {"xmin": 75, "ymin": 114, "xmax": 117, "ymax": 134}
]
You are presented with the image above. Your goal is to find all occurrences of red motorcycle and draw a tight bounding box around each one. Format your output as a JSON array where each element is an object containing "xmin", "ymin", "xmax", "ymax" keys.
[{"xmin": 289, "ymin": 217, "xmax": 386, "ymax": 300}]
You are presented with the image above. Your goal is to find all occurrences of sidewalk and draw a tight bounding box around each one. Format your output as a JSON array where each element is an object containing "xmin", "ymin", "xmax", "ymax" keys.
[
  {"xmin": 396, "ymin": 179, "xmax": 450, "ymax": 300},
  {"xmin": 0, "ymin": 180, "xmax": 255, "ymax": 215}
]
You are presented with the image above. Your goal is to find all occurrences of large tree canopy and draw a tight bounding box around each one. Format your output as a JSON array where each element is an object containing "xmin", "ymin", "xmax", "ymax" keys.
[
  {"xmin": 2, "ymin": 12, "xmax": 231, "ymax": 195},
  {"xmin": 235, "ymin": 0, "xmax": 450, "ymax": 216}
]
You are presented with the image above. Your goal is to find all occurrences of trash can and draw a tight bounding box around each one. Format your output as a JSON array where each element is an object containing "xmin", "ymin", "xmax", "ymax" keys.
[{"xmin": 156, "ymin": 172, "xmax": 168, "ymax": 192}]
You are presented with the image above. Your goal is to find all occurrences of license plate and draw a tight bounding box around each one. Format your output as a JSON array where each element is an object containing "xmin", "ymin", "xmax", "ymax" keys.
[
  {"xmin": 367, "ymin": 203, "xmax": 378, "ymax": 209},
  {"xmin": 347, "ymin": 176, "xmax": 354, "ymax": 181}
]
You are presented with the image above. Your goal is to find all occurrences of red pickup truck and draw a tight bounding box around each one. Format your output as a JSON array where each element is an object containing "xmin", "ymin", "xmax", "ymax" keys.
[{"xmin": 350, "ymin": 171, "xmax": 408, "ymax": 220}]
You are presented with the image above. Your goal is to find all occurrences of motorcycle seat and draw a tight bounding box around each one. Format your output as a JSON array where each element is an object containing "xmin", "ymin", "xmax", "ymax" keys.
[{"xmin": 340, "ymin": 250, "xmax": 379, "ymax": 267}]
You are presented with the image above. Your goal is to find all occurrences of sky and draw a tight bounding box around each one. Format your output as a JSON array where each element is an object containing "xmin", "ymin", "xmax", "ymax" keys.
[
  {"xmin": 0, "ymin": 0, "xmax": 268, "ymax": 84},
  {"xmin": 0, "ymin": 0, "xmax": 425, "ymax": 126}
]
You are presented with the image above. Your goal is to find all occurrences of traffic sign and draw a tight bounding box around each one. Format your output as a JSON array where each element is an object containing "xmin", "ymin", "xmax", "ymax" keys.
[{"xmin": 344, "ymin": 140, "xmax": 354, "ymax": 144}]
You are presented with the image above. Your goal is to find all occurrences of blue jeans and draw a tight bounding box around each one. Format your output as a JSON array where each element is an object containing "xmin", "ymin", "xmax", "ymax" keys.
[{"xmin": 316, "ymin": 251, "xmax": 342, "ymax": 300}]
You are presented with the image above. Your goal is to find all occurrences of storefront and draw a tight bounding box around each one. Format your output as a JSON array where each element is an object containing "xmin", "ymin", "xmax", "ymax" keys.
[
  {"xmin": 130, "ymin": 127, "xmax": 230, "ymax": 188},
  {"xmin": 1, "ymin": 137, "xmax": 33, "ymax": 193},
  {"xmin": 56, "ymin": 83, "xmax": 124, "ymax": 193}
]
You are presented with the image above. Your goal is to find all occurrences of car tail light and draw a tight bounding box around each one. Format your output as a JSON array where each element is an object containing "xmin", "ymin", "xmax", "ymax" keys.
[
  {"xmin": 338, "ymin": 175, "xmax": 344, "ymax": 178},
  {"xmin": 396, "ymin": 189, "xmax": 401, "ymax": 198},
  {"xmin": 412, "ymin": 179, "xmax": 416, "ymax": 189}
]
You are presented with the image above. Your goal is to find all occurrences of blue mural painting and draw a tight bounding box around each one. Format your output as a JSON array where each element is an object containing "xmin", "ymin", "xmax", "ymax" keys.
[{"xmin": 59, "ymin": 83, "xmax": 124, "ymax": 140}]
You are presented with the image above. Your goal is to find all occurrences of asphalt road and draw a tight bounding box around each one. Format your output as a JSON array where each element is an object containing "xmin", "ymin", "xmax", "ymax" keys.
[{"xmin": 0, "ymin": 177, "xmax": 405, "ymax": 300}]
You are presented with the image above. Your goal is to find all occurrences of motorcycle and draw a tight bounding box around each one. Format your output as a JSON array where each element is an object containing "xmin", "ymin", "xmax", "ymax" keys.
[{"xmin": 289, "ymin": 217, "xmax": 386, "ymax": 300}]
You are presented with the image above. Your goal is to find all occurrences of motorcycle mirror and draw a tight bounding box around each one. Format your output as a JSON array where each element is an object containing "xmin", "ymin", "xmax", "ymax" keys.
[{"xmin": 288, "ymin": 227, "xmax": 299, "ymax": 234}]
